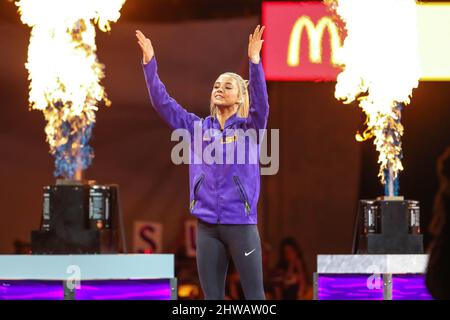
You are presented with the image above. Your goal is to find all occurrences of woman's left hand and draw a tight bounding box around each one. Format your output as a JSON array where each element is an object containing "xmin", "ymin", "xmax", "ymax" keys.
[{"xmin": 248, "ymin": 25, "xmax": 265, "ymax": 64}]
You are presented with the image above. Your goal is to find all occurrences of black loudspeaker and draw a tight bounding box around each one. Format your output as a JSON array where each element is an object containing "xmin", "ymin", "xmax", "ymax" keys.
[
  {"xmin": 352, "ymin": 199, "xmax": 424, "ymax": 254},
  {"xmin": 31, "ymin": 181, "xmax": 125, "ymax": 254}
]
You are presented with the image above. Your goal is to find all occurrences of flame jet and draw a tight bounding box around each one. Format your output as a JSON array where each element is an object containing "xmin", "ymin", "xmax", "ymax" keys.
[
  {"xmin": 16, "ymin": 0, "xmax": 126, "ymax": 179},
  {"xmin": 327, "ymin": 0, "xmax": 420, "ymax": 196}
]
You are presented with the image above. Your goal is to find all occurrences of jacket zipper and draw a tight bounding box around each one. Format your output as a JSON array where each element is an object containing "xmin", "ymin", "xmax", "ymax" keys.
[
  {"xmin": 190, "ymin": 174, "xmax": 205, "ymax": 212},
  {"xmin": 233, "ymin": 176, "xmax": 251, "ymax": 216}
]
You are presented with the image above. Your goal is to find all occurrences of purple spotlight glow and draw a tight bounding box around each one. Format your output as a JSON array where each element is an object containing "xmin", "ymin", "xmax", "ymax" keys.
[
  {"xmin": 392, "ymin": 275, "xmax": 434, "ymax": 300},
  {"xmin": 317, "ymin": 274, "xmax": 434, "ymax": 300},
  {"xmin": 0, "ymin": 279, "xmax": 172, "ymax": 300},
  {"xmin": 74, "ymin": 280, "xmax": 172, "ymax": 300},
  {"xmin": 0, "ymin": 280, "xmax": 64, "ymax": 300},
  {"xmin": 318, "ymin": 275, "xmax": 384, "ymax": 300}
]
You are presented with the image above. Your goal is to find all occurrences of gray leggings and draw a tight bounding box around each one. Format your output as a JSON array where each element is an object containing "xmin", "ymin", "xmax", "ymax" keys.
[{"xmin": 196, "ymin": 218, "xmax": 266, "ymax": 300}]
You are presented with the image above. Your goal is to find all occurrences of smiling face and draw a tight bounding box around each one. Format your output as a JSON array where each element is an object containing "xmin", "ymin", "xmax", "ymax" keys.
[{"xmin": 211, "ymin": 74, "xmax": 241, "ymax": 109}]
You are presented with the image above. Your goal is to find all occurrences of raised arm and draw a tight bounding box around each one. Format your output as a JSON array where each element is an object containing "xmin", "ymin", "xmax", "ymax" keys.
[
  {"xmin": 247, "ymin": 25, "xmax": 269, "ymax": 131},
  {"xmin": 136, "ymin": 30, "xmax": 200, "ymax": 133}
]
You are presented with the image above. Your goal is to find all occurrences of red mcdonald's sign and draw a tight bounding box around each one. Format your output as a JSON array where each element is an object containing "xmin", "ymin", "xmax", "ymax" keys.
[{"xmin": 262, "ymin": 1, "xmax": 345, "ymax": 81}]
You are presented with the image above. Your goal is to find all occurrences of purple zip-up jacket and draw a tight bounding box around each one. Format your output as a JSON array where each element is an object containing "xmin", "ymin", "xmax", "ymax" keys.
[{"xmin": 142, "ymin": 56, "xmax": 269, "ymax": 224}]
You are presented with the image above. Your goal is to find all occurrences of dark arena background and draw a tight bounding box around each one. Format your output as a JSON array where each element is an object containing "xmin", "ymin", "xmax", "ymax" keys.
[{"xmin": 0, "ymin": 0, "xmax": 450, "ymax": 304}]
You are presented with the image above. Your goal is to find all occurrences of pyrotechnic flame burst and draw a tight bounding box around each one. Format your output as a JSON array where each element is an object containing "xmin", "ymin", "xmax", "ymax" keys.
[
  {"xmin": 16, "ymin": 0, "xmax": 126, "ymax": 179},
  {"xmin": 328, "ymin": 0, "xmax": 420, "ymax": 194}
]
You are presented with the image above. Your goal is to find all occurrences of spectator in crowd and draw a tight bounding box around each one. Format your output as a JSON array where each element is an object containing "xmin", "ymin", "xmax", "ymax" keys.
[
  {"xmin": 426, "ymin": 147, "xmax": 450, "ymax": 300},
  {"xmin": 272, "ymin": 237, "xmax": 309, "ymax": 300},
  {"xmin": 14, "ymin": 239, "xmax": 31, "ymax": 254}
]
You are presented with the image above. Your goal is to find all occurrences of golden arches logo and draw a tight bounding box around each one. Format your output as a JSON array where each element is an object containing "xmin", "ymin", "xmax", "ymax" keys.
[{"xmin": 287, "ymin": 16, "xmax": 342, "ymax": 66}]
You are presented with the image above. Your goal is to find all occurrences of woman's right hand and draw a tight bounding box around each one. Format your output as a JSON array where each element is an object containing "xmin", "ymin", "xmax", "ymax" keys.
[{"xmin": 136, "ymin": 30, "xmax": 154, "ymax": 64}]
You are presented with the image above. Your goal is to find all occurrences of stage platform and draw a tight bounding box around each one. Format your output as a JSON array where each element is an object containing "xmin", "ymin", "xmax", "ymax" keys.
[
  {"xmin": 0, "ymin": 254, "xmax": 176, "ymax": 300},
  {"xmin": 314, "ymin": 254, "xmax": 433, "ymax": 300}
]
